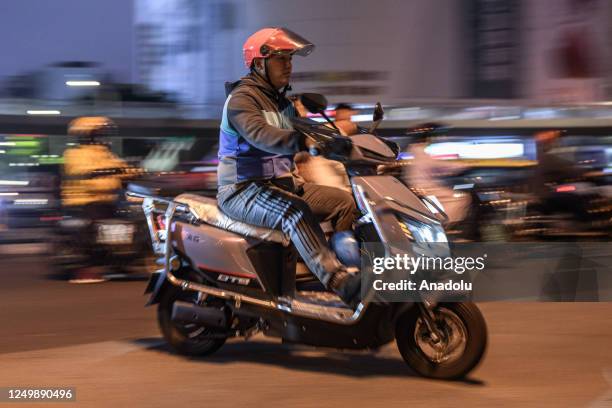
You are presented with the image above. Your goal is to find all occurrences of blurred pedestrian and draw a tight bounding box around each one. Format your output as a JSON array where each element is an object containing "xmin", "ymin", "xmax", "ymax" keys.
[
  {"xmin": 293, "ymin": 100, "xmax": 357, "ymax": 192},
  {"xmin": 333, "ymin": 102, "xmax": 359, "ymax": 136}
]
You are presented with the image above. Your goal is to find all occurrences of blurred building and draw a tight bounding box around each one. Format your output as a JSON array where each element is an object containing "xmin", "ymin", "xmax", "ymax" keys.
[
  {"xmin": 521, "ymin": 0, "xmax": 612, "ymax": 103},
  {"xmin": 134, "ymin": 0, "xmax": 468, "ymax": 108},
  {"xmin": 5, "ymin": 62, "xmax": 105, "ymax": 101},
  {"xmin": 467, "ymin": 0, "xmax": 521, "ymax": 99},
  {"xmin": 36, "ymin": 62, "xmax": 106, "ymax": 100}
]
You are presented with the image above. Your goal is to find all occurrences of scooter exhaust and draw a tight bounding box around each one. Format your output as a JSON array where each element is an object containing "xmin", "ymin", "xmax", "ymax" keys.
[{"xmin": 171, "ymin": 301, "xmax": 227, "ymax": 329}]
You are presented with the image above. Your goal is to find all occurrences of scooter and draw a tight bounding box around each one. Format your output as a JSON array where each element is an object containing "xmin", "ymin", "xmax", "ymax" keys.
[
  {"xmin": 51, "ymin": 201, "xmax": 150, "ymax": 279},
  {"xmin": 127, "ymin": 95, "xmax": 487, "ymax": 380},
  {"xmin": 52, "ymin": 170, "xmax": 154, "ymax": 281}
]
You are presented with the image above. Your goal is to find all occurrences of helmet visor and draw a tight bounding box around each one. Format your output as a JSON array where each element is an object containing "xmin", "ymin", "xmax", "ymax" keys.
[{"xmin": 262, "ymin": 28, "xmax": 314, "ymax": 57}]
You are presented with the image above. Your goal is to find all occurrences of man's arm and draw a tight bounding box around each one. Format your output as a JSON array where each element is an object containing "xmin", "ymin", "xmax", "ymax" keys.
[{"xmin": 227, "ymin": 92, "xmax": 306, "ymax": 155}]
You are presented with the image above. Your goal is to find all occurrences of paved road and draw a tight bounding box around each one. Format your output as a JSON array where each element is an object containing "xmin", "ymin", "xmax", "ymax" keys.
[{"xmin": 1, "ymin": 255, "xmax": 611, "ymax": 407}]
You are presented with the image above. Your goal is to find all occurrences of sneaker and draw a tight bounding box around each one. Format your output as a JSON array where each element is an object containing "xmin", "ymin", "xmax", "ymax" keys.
[{"xmin": 329, "ymin": 270, "xmax": 361, "ymax": 308}]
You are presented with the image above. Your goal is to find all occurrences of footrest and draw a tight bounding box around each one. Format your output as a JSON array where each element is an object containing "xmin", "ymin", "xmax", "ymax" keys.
[{"xmin": 295, "ymin": 291, "xmax": 346, "ymax": 308}]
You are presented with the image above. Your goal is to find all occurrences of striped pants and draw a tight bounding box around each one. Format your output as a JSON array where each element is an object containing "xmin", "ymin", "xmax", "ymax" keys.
[{"xmin": 217, "ymin": 178, "xmax": 357, "ymax": 287}]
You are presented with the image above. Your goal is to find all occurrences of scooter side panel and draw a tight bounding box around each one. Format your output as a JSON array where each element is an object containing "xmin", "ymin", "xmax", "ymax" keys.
[
  {"xmin": 172, "ymin": 221, "xmax": 259, "ymax": 279},
  {"xmin": 351, "ymin": 176, "xmax": 427, "ymax": 245},
  {"xmin": 353, "ymin": 175, "xmax": 434, "ymax": 222}
]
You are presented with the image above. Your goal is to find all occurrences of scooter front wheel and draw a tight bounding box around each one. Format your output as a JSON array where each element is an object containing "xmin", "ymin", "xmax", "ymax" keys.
[
  {"xmin": 396, "ymin": 302, "xmax": 487, "ymax": 379},
  {"xmin": 157, "ymin": 285, "xmax": 227, "ymax": 356}
]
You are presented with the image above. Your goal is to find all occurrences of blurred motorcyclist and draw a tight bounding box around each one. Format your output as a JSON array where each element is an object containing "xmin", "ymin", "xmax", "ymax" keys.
[
  {"xmin": 402, "ymin": 123, "xmax": 473, "ymax": 234},
  {"xmin": 333, "ymin": 102, "xmax": 359, "ymax": 137},
  {"xmin": 61, "ymin": 116, "xmax": 132, "ymax": 283},
  {"xmin": 216, "ymin": 27, "xmax": 360, "ymax": 306},
  {"xmin": 533, "ymin": 130, "xmax": 581, "ymax": 193},
  {"xmin": 532, "ymin": 129, "xmax": 587, "ymax": 219},
  {"xmin": 62, "ymin": 117, "xmax": 130, "ymax": 207}
]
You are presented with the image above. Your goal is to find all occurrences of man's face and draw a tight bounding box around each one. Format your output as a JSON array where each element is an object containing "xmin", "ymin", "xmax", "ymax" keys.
[{"xmin": 259, "ymin": 53, "xmax": 292, "ymax": 89}]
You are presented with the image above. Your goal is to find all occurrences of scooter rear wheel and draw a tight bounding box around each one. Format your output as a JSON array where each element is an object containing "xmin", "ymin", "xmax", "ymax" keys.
[
  {"xmin": 396, "ymin": 302, "xmax": 487, "ymax": 379},
  {"xmin": 157, "ymin": 285, "xmax": 227, "ymax": 356}
]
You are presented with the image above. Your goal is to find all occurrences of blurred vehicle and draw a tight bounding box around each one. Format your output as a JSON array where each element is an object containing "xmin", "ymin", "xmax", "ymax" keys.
[
  {"xmin": 441, "ymin": 162, "xmax": 536, "ymax": 241},
  {"xmin": 0, "ymin": 133, "xmax": 62, "ymax": 231},
  {"xmin": 53, "ymin": 156, "xmax": 220, "ymax": 280},
  {"xmin": 506, "ymin": 179, "xmax": 612, "ymax": 241},
  {"xmin": 132, "ymin": 164, "xmax": 217, "ymax": 198},
  {"xmin": 504, "ymin": 130, "xmax": 612, "ymax": 241},
  {"xmin": 139, "ymin": 138, "xmax": 218, "ymax": 196},
  {"xmin": 381, "ymin": 151, "xmax": 537, "ymax": 241},
  {"xmin": 52, "ymin": 158, "xmax": 217, "ymax": 281},
  {"xmin": 399, "ymin": 146, "xmax": 612, "ymax": 242},
  {"xmin": 550, "ymin": 135, "xmax": 611, "ymax": 171},
  {"xmin": 51, "ymin": 185, "xmax": 154, "ymax": 279},
  {"xmin": 0, "ymin": 164, "xmax": 62, "ymax": 229},
  {"xmin": 391, "ymin": 124, "xmax": 540, "ymax": 242}
]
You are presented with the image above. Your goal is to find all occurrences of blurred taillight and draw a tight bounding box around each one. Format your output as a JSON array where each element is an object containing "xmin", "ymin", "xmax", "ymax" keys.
[{"xmin": 556, "ymin": 185, "xmax": 576, "ymax": 193}]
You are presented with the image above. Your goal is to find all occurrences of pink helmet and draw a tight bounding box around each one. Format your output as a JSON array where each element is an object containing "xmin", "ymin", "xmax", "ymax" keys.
[{"xmin": 243, "ymin": 27, "xmax": 314, "ymax": 69}]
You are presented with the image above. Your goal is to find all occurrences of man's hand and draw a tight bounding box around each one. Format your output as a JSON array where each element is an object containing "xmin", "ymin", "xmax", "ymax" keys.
[
  {"xmin": 303, "ymin": 134, "xmax": 352, "ymax": 158},
  {"xmin": 304, "ymin": 135, "xmax": 323, "ymax": 156}
]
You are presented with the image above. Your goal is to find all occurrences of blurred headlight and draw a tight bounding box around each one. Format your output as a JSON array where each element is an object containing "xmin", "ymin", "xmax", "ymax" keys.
[{"xmin": 402, "ymin": 218, "xmax": 448, "ymax": 243}]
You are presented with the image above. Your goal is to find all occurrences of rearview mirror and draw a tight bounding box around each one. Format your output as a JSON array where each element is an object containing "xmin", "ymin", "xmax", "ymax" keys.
[
  {"xmin": 373, "ymin": 102, "xmax": 384, "ymax": 122},
  {"xmin": 300, "ymin": 93, "xmax": 328, "ymax": 114},
  {"xmin": 368, "ymin": 102, "xmax": 384, "ymax": 134}
]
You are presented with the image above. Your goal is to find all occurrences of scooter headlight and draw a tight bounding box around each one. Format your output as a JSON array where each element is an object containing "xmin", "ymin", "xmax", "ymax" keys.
[{"xmin": 402, "ymin": 219, "xmax": 448, "ymax": 243}]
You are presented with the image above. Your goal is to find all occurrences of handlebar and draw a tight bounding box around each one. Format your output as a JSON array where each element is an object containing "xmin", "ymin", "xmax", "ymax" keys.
[
  {"xmin": 292, "ymin": 117, "xmax": 353, "ymax": 158},
  {"xmin": 304, "ymin": 132, "xmax": 353, "ymax": 159},
  {"xmin": 290, "ymin": 116, "xmax": 397, "ymax": 165}
]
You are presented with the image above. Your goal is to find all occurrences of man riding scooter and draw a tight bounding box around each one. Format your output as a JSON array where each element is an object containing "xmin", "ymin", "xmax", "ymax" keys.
[
  {"xmin": 216, "ymin": 27, "xmax": 361, "ymax": 306},
  {"xmin": 128, "ymin": 93, "xmax": 489, "ymax": 379}
]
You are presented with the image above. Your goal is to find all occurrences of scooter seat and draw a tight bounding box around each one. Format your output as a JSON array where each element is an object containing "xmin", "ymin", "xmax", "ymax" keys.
[{"xmin": 174, "ymin": 193, "xmax": 290, "ymax": 246}]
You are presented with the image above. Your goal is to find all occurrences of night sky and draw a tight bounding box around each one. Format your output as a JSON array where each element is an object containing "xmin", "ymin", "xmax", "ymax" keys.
[{"xmin": 0, "ymin": 0, "xmax": 134, "ymax": 82}]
